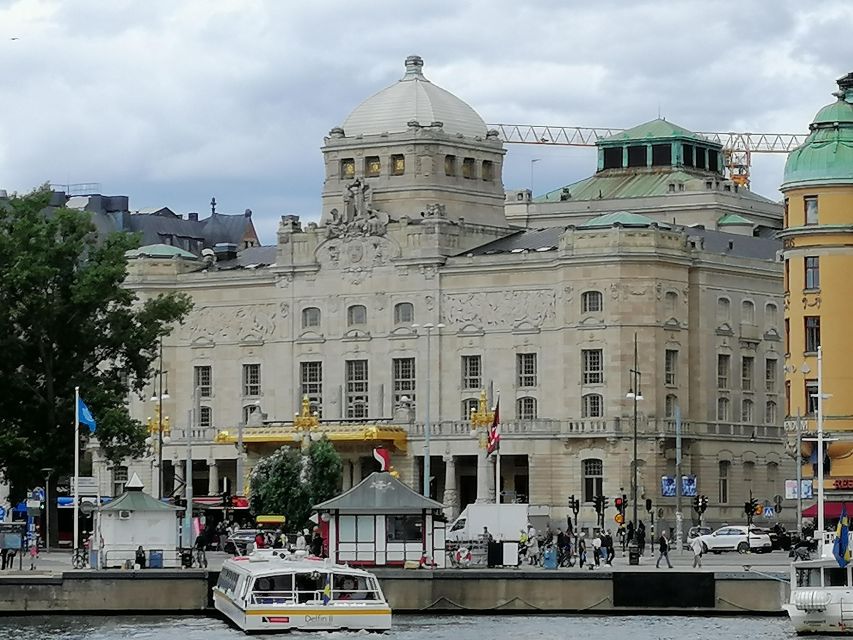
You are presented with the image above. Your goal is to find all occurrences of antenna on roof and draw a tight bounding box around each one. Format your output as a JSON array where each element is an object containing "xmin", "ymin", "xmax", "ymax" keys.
[{"xmin": 210, "ymin": 197, "xmax": 217, "ymax": 215}]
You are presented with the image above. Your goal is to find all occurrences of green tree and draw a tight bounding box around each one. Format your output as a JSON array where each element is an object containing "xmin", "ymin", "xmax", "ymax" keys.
[
  {"xmin": 0, "ymin": 187, "xmax": 192, "ymax": 507},
  {"xmin": 249, "ymin": 438, "xmax": 343, "ymax": 532}
]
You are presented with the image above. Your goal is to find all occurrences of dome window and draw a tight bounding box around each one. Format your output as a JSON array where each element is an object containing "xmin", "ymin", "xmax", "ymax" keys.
[
  {"xmin": 602, "ymin": 147, "xmax": 622, "ymax": 169},
  {"xmin": 804, "ymin": 196, "xmax": 819, "ymax": 225},
  {"xmin": 365, "ymin": 156, "xmax": 381, "ymax": 178},
  {"xmin": 462, "ymin": 158, "xmax": 476, "ymax": 179},
  {"xmin": 340, "ymin": 158, "xmax": 355, "ymax": 179},
  {"xmin": 482, "ymin": 160, "xmax": 494, "ymax": 181},
  {"xmin": 626, "ymin": 145, "xmax": 646, "ymax": 167},
  {"xmin": 651, "ymin": 144, "xmax": 671, "ymax": 167},
  {"xmin": 391, "ymin": 154, "xmax": 405, "ymax": 176},
  {"xmin": 444, "ymin": 155, "xmax": 457, "ymax": 176},
  {"xmin": 683, "ymin": 144, "xmax": 695, "ymax": 167}
]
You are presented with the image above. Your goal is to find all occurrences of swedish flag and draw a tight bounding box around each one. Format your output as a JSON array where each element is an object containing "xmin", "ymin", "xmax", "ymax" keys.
[
  {"xmin": 833, "ymin": 503, "xmax": 851, "ymax": 568},
  {"xmin": 321, "ymin": 574, "xmax": 331, "ymax": 605}
]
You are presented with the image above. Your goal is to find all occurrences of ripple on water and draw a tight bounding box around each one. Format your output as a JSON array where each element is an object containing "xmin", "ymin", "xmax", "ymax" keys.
[{"xmin": 0, "ymin": 614, "xmax": 796, "ymax": 640}]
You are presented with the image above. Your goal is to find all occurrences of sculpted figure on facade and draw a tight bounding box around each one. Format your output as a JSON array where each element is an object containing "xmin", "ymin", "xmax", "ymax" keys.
[
  {"xmin": 184, "ymin": 304, "xmax": 281, "ymax": 343},
  {"xmin": 441, "ymin": 290, "xmax": 556, "ymax": 328},
  {"xmin": 326, "ymin": 179, "xmax": 389, "ymax": 240}
]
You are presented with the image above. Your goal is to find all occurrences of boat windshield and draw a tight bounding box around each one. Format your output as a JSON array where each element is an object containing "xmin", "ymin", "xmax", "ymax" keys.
[
  {"xmin": 796, "ymin": 567, "xmax": 850, "ymax": 587},
  {"xmin": 250, "ymin": 572, "xmax": 381, "ymax": 605}
]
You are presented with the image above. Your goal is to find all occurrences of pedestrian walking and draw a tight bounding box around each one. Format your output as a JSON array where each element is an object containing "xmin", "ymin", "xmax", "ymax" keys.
[
  {"xmin": 577, "ymin": 533, "xmax": 587, "ymax": 568},
  {"xmin": 604, "ymin": 530, "xmax": 615, "ymax": 565},
  {"xmin": 626, "ymin": 521, "xmax": 635, "ymax": 546},
  {"xmin": 656, "ymin": 531, "xmax": 672, "ymax": 568},
  {"xmin": 637, "ymin": 521, "xmax": 647, "ymax": 556},
  {"xmin": 691, "ymin": 536, "xmax": 704, "ymax": 568},
  {"xmin": 592, "ymin": 531, "xmax": 602, "ymax": 567}
]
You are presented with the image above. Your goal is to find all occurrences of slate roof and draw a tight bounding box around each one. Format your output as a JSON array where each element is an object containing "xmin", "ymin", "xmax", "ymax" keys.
[
  {"xmin": 101, "ymin": 487, "xmax": 182, "ymax": 512},
  {"xmin": 125, "ymin": 211, "xmax": 252, "ymax": 252},
  {"xmin": 314, "ymin": 471, "xmax": 444, "ymax": 514},
  {"xmin": 216, "ymin": 245, "xmax": 278, "ymax": 270}
]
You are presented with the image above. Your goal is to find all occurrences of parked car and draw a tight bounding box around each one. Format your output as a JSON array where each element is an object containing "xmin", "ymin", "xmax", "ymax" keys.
[
  {"xmin": 752, "ymin": 526, "xmax": 792, "ymax": 551},
  {"xmin": 684, "ymin": 526, "xmax": 712, "ymax": 549},
  {"xmin": 697, "ymin": 525, "xmax": 773, "ymax": 554},
  {"xmin": 223, "ymin": 529, "xmax": 258, "ymax": 555}
]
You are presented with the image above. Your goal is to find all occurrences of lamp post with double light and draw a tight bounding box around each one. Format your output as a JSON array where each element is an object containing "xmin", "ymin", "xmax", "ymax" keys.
[
  {"xmin": 148, "ymin": 341, "xmax": 170, "ymax": 498},
  {"xmin": 625, "ymin": 332, "xmax": 644, "ymax": 556},
  {"xmin": 412, "ymin": 322, "xmax": 444, "ymax": 498}
]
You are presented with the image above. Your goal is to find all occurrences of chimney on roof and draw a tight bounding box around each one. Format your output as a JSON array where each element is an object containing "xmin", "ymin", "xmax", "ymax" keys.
[
  {"xmin": 188, "ymin": 212, "xmax": 198, "ymax": 222},
  {"xmin": 244, "ymin": 208, "xmax": 252, "ymax": 218},
  {"xmin": 213, "ymin": 243, "xmax": 238, "ymax": 261}
]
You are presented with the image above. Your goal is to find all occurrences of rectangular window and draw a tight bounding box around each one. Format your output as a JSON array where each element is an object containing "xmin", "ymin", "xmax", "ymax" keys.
[
  {"xmin": 340, "ymin": 158, "xmax": 355, "ymax": 179},
  {"xmin": 718, "ymin": 461, "xmax": 729, "ymax": 504},
  {"xmin": 717, "ymin": 354, "xmax": 730, "ymax": 389},
  {"xmin": 365, "ymin": 156, "xmax": 380, "ymax": 177},
  {"xmin": 785, "ymin": 318, "xmax": 791, "ymax": 354},
  {"xmin": 665, "ymin": 349, "xmax": 678, "ymax": 386},
  {"xmin": 462, "ymin": 355, "xmax": 481, "ymax": 390},
  {"xmin": 444, "ymin": 155, "xmax": 456, "ymax": 176},
  {"xmin": 765, "ymin": 358, "xmax": 777, "ymax": 392},
  {"xmin": 242, "ymin": 363, "xmax": 260, "ymax": 397},
  {"xmin": 804, "ymin": 196, "xmax": 819, "ymax": 225},
  {"xmin": 300, "ymin": 361, "xmax": 323, "ymax": 418},
  {"xmin": 391, "ymin": 154, "xmax": 405, "ymax": 176},
  {"xmin": 112, "ymin": 465, "xmax": 128, "ymax": 497},
  {"xmin": 784, "ymin": 197, "xmax": 789, "ymax": 227},
  {"xmin": 741, "ymin": 356, "xmax": 754, "ymax": 391},
  {"xmin": 345, "ymin": 360, "xmax": 369, "ymax": 419},
  {"xmin": 199, "ymin": 406, "xmax": 212, "ymax": 428},
  {"xmin": 516, "ymin": 353, "xmax": 537, "ymax": 388},
  {"xmin": 805, "ymin": 379, "xmax": 819, "ymax": 415},
  {"xmin": 784, "ymin": 259, "xmax": 790, "ymax": 295},
  {"xmin": 194, "ymin": 365, "xmax": 212, "ymax": 398},
  {"xmin": 392, "ymin": 357, "xmax": 416, "ymax": 407},
  {"xmin": 462, "ymin": 157, "xmax": 476, "ymax": 179},
  {"xmin": 581, "ymin": 349, "xmax": 603, "ymax": 384},
  {"xmin": 387, "ymin": 515, "xmax": 422, "ymax": 542},
  {"xmin": 805, "ymin": 256, "xmax": 820, "ymax": 290},
  {"xmin": 582, "ymin": 459, "xmax": 603, "ymax": 503},
  {"xmin": 482, "ymin": 160, "xmax": 494, "ymax": 181},
  {"xmin": 805, "ymin": 316, "xmax": 821, "ymax": 352}
]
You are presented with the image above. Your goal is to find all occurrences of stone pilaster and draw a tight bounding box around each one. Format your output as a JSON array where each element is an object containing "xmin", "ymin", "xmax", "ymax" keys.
[
  {"xmin": 207, "ymin": 460, "xmax": 219, "ymax": 496},
  {"xmin": 442, "ymin": 454, "xmax": 459, "ymax": 520}
]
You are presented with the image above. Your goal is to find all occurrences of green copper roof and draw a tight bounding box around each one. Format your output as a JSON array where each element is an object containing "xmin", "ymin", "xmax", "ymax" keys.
[
  {"xmin": 599, "ymin": 118, "xmax": 715, "ymax": 146},
  {"xmin": 783, "ymin": 72, "xmax": 853, "ymax": 189},
  {"xmin": 718, "ymin": 213, "xmax": 753, "ymax": 226},
  {"xmin": 126, "ymin": 243, "xmax": 198, "ymax": 259},
  {"xmin": 580, "ymin": 211, "xmax": 663, "ymax": 229}
]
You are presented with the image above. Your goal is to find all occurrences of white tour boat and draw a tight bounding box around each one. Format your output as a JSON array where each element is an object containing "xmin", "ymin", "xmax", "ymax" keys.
[
  {"xmin": 785, "ymin": 531, "xmax": 853, "ymax": 634},
  {"xmin": 213, "ymin": 549, "xmax": 392, "ymax": 633}
]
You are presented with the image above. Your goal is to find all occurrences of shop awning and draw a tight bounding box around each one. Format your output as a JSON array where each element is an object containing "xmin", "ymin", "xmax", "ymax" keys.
[{"xmin": 802, "ymin": 502, "xmax": 847, "ymax": 518}]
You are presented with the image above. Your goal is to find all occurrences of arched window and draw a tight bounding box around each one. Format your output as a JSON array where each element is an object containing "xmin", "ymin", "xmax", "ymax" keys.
[
  {"xmin": 581, "ymin": 393, "xmax": 603, "ymax": 418},
  {"xmin": 302, "ymin": 307, "xmax": 321, "ymax": 329},
  {"xmin": 765, "ymin": 401, "xmax": 777, "ymax": 425},
  {"xmin": 582, "ymin": 459, "xmax": 603, "ymax": 502},
  {"xmin": 581, "ymin": 291, "xmax": 603, "ymax": 314},
  {"xmin": 665, "ymin": 394, "xmax": 677, "ymax": 418},
  {"xmin": 717, "ymin": 397, "xmax": 730, "ymax": 421},
  {"xmin": 517, "ymin": 396, "xmax": 537, "ymax": 420},
  {"xmin": 199, "ymin": 406, "xmax": 212, "ymax": 428},
  {"xmin": 665, "ymin": 291, "xmax": 678, "ymax": 316},
  {"xmin": 742, "ymin": 300, "xmax": 755, "ymax": 324},
  {"xmin": 767, "ymin": 461, "xmax": 779, "ymax": 484},
  {"xmin": 717, "ymin": 297, "xmax": 731, "ymax": 323},
  {"xmin": 719, "ymin": 460, "xmax": 730, "ymax": 503},
  {"xmin": 394, "ymin": 302, "xmax": 414, "ymax": 325},
  {"xmin": 242, "ymin": 404, "xmax": 260, "ymax": 425},
  {"xmin": 347, "ymin": 304, "xmax": 367, "ymax": 326},
  {"xmin": 765, "ymin": 302, "xmax": 778, "ymax": 327},
  {"xmin": 462, "ymin": 398, "xmax": 479, "ymax": 420},
  {"xmin": 743, "ymin": 461, "xmax": 755, "ymax": 483},
  {"xmin": 741, "ymin": 398, "xmax": 754, "ymax": 423}
]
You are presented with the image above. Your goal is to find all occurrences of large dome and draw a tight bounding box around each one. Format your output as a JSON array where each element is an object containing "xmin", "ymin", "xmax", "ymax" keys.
[
  {"xmin": 783, "ymin": 72, "xmax": 853, "ymax": 190},
  {"xmin": 341, "ymin": 55, "xmax": 488, "ymax": 139}
]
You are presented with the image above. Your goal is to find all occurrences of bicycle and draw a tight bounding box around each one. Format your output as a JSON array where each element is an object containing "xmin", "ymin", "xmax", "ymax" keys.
[{"xmin": 72, "ymin": 547, "xmax": 89, "ymax": 569}]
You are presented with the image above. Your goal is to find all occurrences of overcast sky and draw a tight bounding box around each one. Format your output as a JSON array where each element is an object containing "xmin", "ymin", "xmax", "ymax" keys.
[{"xmin": 1, "ymin": 0, "xmax": 851, "ymax": 243}]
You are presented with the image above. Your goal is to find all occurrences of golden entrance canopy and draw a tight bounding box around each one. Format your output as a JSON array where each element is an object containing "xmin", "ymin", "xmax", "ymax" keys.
[{"xmin": 214, "ymin": 423, "xmax": 407, "ymax": 452}]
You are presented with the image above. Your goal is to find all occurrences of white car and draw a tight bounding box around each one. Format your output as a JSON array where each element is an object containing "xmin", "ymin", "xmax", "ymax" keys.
[{"xmin": 698, "ymin": 525, "xmax": 772, "ymax": 554}]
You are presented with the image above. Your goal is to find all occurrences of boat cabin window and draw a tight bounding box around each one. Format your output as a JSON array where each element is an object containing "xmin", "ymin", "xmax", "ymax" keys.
[
  {"xmin": 828, "ymin": 568, "xmax": 848, "ymax": 587},
  {"xmin": 294, "ymin": 572, "xmax": 326, "ymax": 603},
  {"xmin": 796, "ymin": 568, "xmax": 819, "ymax": 587},
  {"xmin": 251, "ymin": 574, "xmax": 295, "ymax": 605},
  {"xmin": 216, "ymin": 568, "xmax": 240, "ymax": 594},
  {"xmin": 332, "ymin": 574, "xmax": 378, "ymax": 601}
]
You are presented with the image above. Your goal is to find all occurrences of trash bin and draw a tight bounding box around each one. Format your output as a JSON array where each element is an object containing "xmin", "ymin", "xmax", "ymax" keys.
[
  {"xmin": 486, "ymin": 541, "xmax": 501, "ymax": 568},
  {"xmin": 149, "ymin": 549, "xmax": 163, "ymax": 569},
  {"xmin": 543, "ymin": 546, "xmax": 558, "ymax": 569},
  {"xmin": 89, "ymin": 549, "xmax": 98, "ymax": 569},
  {"xmin": 628, "ymin": 544, "xmax": 640, "ymax": 566}
]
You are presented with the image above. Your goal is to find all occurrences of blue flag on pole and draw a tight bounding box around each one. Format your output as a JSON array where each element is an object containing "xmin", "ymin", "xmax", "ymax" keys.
[
  {"xmin": 833, "ymin": 503, "xmax": 850, "ymax": 568},
  {"xmin": 77, "ymin": 397, "xmax": 97, "ymax": 433}
]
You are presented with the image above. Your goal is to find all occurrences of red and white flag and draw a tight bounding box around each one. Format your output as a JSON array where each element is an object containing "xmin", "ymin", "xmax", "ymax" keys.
[{"xmin": 487, "ymin": 397, "xmax": 500, "ymax": 455}]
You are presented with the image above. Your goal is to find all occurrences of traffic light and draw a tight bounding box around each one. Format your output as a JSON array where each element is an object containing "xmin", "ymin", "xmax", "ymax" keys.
[
  {"xmin": 614, "ymin": 496, "xmax": 624, "ymax": 514},
  {"xmin": 645, "ymin": 498, "xmax": 652, "ymax": 513},
  {"xmin": 700, "ymin": 495, "xmax": 709, "ymax": 514},
  {"xmin": 692, "ymin": 496, "xmax": 701, "ymax": 513},
  {"xmin": 603, "ymin": 496, "xmax": 610, "ymax": 511},
  {"xmin": 568, "ymin": 494, "xmax": 580, "ymax": 514},
  {"xmin": 594, "ymin": 495, "xmax": 604, "ymax": 515},
  {"xmin": 744, "ymin": 501, "xmax": 752, "ymax": 516}
]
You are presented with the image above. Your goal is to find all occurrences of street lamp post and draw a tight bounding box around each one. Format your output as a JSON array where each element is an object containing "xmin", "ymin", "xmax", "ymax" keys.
[
  {"xmin": 41, "ymin": 468, "xmax": 53, "ymax": 549},
  {"xmin": 625, "ymin": 332, "xmax": 644, "ymax": 550},
  {"xmin": 412, "ymin": 322, "xmax": 444, "ymax": 498},
  {"xmin": 148, "ymin": 340, "xmax": 170, "ymax": 499}
]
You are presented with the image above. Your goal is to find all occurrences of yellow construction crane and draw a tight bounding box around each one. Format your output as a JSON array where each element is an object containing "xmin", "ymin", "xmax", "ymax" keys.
[{"xmin": 488, "ymin": 124, "xmax": 807, "ymax": 187}]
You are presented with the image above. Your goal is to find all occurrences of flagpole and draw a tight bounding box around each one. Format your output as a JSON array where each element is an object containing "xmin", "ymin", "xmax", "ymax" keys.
[
  {"xmin": 73, "ymin": 386, "xmax": 80, "ymax": 555},
  {"xmin": 493, "ymin": 392, "xmax": 500, "ymax": 505}
]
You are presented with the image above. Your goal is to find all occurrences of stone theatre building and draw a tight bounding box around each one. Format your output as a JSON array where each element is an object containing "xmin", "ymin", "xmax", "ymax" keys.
[{"xmin": 113, "ymin": 56, "xmax": 793, "ymax": 531}]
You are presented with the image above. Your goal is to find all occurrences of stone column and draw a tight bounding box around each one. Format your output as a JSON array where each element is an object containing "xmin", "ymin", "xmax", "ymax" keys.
[
  {"xmin": 442, "ymin": 455, "xmax": 458, "ymax": 520},
  {"xmin": 352, "ymin": 457, "xmax": 363, "ymax": 486},
  {"xmin": 342, "ymin": 460, "xmax": 352, "ymax": 491},
  {"xmin": 487, "ymin": 456, "xmax": 496, "ymax": 503},
  {"xmin": 475, "ymin": 449, "xmax": 490, "ymax": 503},
  {"xmin": 207, "ymin": 460, "xmax": 219, "ymax": 496}
]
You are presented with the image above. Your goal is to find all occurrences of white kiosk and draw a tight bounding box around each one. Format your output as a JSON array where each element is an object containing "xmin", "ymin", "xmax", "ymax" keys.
[{"xmin": 97, "ymin": 473, "xmax": 183, "ymax": 568}]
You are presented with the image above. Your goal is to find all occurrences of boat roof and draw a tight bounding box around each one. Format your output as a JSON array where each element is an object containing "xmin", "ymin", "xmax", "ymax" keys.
[{"xmin": 222, "ymin": 551, "xmax": 375, "ymax": 578}]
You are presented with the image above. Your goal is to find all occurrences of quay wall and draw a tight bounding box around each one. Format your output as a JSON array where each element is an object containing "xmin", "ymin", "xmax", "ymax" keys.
[{"xmin": 0, "ymin": 570, "xmax": 787, "ymax": 614}]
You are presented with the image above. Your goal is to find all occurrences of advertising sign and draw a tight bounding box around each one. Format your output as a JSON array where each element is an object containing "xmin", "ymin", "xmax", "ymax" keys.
[
  {"xmin": 661, "ymin": 475, "xmax": 698, "ymax": 497},
  {"xmin": 785, "ymin": 479, "xmax": 814, "ymax": 499}
]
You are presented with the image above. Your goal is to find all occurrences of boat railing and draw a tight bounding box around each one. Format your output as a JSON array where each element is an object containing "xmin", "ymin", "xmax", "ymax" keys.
[{"xmin": 251, "ymin": 590, "xmax": 296, "ymax": 605}]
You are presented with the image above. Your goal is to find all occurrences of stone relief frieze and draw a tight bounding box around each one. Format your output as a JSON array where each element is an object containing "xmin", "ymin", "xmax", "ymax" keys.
[
  {"xmin": 316, "ymin": 234, "xmax": 398, "ymax": 285},
  {"xmin": 441, "ymin": 290, "xmax": 556, "ymax": 328},
  {"xmin": 183, "ymin": 303, "xmax": 283, "ymax": 343}
]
